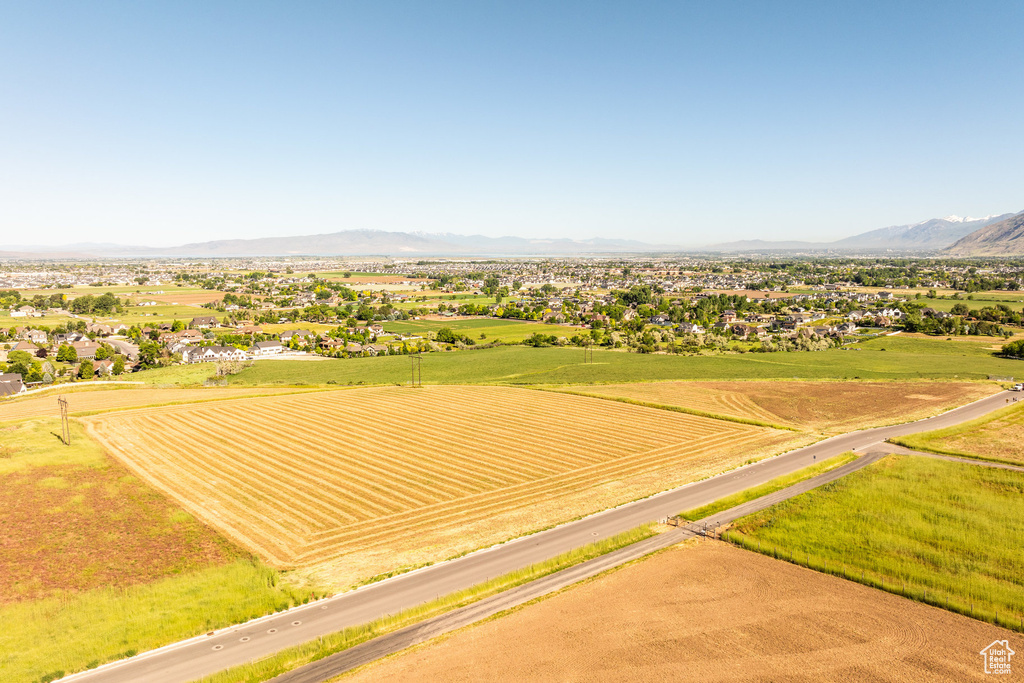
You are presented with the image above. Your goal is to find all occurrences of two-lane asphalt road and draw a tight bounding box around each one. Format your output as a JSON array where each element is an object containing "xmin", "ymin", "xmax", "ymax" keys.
[{"xmin": 64, "ymin": 390, "xmax": 1014, "ymax": 683}]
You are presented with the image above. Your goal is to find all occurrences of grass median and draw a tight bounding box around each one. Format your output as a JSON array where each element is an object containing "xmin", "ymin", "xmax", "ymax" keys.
[
  {"xmin": 677, "ymin": 451, "xmax": 859, "ymax": 521},
  {"xmin": 196, "ymin": 524, "xmax": 657, "ymax": 683}
]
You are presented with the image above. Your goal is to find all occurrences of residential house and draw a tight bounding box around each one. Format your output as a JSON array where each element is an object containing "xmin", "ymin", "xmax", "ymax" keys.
[
  {"xmin": 730, "ymin": 323, "xmax": 761, "ymax": 340},
  {"xmin": 71, "ymin": 340, "xmax": 101, "ymax": 359},
  {"xmin": 0, "ymin": 373, "xmax": 26, "ymax": 397},
  {"xmin": 251, "ymin": 340, "xmax": 284, "ymax": 356},
  {"xmin": 280, "ymin": 330, "xmax": 315, "ymax": 342},
  {"xmin": 25, "ymin": 329, "xmax": 48, "ymax": 345},
  {"xmin": 720, "ymin": 310, "xmax": 738, "ymax": 323},
  {"xmin": 11, "ymin": 341, "xmax": 41, "ymax": 355},
  {"xmin": 182, "ymin": 345, "xmax": 247, "ymax": 364},
  {"xmin": 10, "ymin": 305, "xmax": 36, "ymax": 318},
  {"xmin": 93, "ymin": 360, "xmax": 114, "ymax": 376},
  {"xmin": 190, "ymin": 316, "xmax": 220, "ymax": 329},
  {"xmin": 677, "ymin": 322, "xmax": 705, "ymax": 335}
]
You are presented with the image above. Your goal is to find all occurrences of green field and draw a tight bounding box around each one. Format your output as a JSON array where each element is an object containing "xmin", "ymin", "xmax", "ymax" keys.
[
  {"xmin": 225, "ymin": 335, "xmax": 1024, "ymax": 387},
  {"xmin": 0, "ymin": 560, "xmax": 314, "ymax": 683},
  {"xmin": 724, "ymin": 455, "xmax": 1024, "ymax": 629},
  {"xmin": 891, "ymin": 400, "xmax": 1024, "ymax": 465},
  {"xmin": 95, "ymin": 303, "xmax": 211, "ymax": 327},
  {"xmin": 382, "ymin": 317, "xmax": 584, "ymax": 342}
]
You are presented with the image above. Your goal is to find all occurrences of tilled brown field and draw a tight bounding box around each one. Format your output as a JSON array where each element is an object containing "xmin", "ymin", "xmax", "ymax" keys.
[
  {"xmin": 575, "ymin": 380, "xmax": 997, "ymax": 433},
  {"xmin": 0, "ymin": 386, "xmax": 310, "ymax": 423},
  {"xmin": 346, "ymin": 541, "xmax": 1023, "ymax": 682},
  {"xmin": 82, "ymin": 386, "xmax": 808, "ymax": 585}
]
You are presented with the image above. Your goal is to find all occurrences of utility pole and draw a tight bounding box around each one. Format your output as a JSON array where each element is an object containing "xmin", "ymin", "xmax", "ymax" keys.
[
  {"xmin": 410, "ymin": 354, "xmax": 422, "ymax": 387},
  {"xmin": 58, "ymin": 396, "xmax": 70, "ymax": 446},
  {"xmin": 584, "ymin": 341, "xmax": 594, "ymax": 364}
]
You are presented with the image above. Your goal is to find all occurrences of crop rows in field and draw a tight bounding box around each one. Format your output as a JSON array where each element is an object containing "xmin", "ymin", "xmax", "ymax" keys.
[
  {"xmin": 0, "ymin": 387, "xmax": 309, "ymax": 423},
  {"xmin": 83, "ymin": 386, "xmax": 791, "ymax": 567}
]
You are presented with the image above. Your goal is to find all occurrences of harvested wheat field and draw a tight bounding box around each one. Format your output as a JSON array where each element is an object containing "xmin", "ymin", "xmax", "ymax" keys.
[
  {"xmin": 346, "ymin": 541, "xmax": 1022, "ymax": 683},
  {"xmin": 82, "ymin": 386, "xmax": 808, "ymax": 585},
  {"xmin": 0, "ymin": 386, "xmax": 312, "ymax": 423},
  {"xmin": 575, "ymin": 381, "xmax": 997, "ymax": 433}
]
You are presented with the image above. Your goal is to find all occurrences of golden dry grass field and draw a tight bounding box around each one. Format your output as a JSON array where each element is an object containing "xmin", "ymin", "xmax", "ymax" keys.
[
  {"xmin": 345, "ymin": 541, "xmax": 1022, "ymax": 683},
  {"xmin": 894, "ymin": 400, "xmax": 1024, "ymax": 465},
  {"xmin": 81, "ymin": 386, "xmax": 809, "ymax": 587},
  {"xmin": 573, "ymin": 380, "xmax": 997, "ymax": 433},
  {"xmin": 0, "ymin": 387, "xmax": 314, "ymax": 423}
]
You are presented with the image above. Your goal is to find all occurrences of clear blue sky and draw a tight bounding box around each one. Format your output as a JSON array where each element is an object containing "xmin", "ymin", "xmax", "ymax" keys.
[{"xmin": 2, "ymin": 1, "xmax": 1022, "ymax": 247}]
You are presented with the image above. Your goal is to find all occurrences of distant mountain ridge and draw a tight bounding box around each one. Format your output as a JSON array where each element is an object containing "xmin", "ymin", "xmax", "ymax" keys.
[
  {"xmin": 2, "ymin": 212, "xmax": 1019, "ymax": 258},
  {"xmin": 944, "ymin": 211, "xmax": 1024, "ymax": 256},
  {"xmin": 0, "ymin": 230, "xmax": 678, "ymax": 258},
  {"xmin": 706, "ymin": 214, "xmax": 1014, "ymax": 252}
]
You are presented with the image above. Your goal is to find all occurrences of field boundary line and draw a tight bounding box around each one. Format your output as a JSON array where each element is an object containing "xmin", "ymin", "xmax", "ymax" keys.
[{"xmin": 531, "ymin": 386, "xmax": 799, "ymax": 431}]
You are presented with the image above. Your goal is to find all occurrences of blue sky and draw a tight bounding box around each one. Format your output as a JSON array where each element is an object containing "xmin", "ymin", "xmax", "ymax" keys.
[{"xmin": 2, "ymin": 1, "xmax": 1022, "ymax": 247}]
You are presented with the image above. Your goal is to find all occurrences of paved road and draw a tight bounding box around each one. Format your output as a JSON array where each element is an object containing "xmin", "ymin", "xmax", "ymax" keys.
[
  {"xmin": 271, "ymin": 450, "xmax": 890, "ymax": 683},
  {"xmin": 64, "ymin": 390, "xmax": 1014, "ymax": 683}
]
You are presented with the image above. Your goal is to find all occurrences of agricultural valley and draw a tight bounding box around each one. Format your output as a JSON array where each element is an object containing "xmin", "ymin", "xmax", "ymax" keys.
[{"xmin": 2, "ymin": 257, "xmax": 1024, "ymax": 682}]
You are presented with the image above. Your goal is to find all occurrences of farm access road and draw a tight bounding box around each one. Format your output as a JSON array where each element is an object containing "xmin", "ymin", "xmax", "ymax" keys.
[{"xmin": 64, "ymin": 390, "xmax": 1013, "ymax": 683}]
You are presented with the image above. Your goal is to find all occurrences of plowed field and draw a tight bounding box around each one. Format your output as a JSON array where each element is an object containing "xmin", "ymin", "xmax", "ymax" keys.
[
  {"xmin": 82, "ymin": 386, "xmax": 806, "ymax": 584},
  {"xmin": 0, "ymin": 387, "xmax": 309, "ymax": 423},
  {"xmin": 346, "ymin": 541, "xmax": 1022, "ymax": 682},
  {"xmin": 576, "ymin": 380, "xmax": 996, "ymax": 433}
]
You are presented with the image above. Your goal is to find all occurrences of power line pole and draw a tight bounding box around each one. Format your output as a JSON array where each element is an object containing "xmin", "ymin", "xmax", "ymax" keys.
[
  {"xmin": 410, "ymin": 354, "xmax": 422, "ymax": 387},
  {"xmin": 584, "ymin": 341, "xmax": 594, "ymax": 364},
  {"xmin": 58, "ymin": 396, "xmax": 70, "ymax": 446}
]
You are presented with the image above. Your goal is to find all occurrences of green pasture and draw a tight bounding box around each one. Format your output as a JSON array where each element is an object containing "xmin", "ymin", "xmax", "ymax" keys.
[
  {"xmin": 382, "ymin": 317, "xmax": 584, "ymax": 342},
  {"xmin": 0, "ymin": 560, "xmax": 315, "ymax": 683},
  {"xmin": 226, "ymin": 336, "xmax": 1024, "ymax": 387},
  {"xmin": 725, "ymin": 455, "xmax": 1024, "ymax": 629}
]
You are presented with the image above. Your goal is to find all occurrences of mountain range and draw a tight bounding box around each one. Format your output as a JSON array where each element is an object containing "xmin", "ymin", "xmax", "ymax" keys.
[
  {"xmin": 2, "ymin": 211, "xmax": 1022, "ymax": 258},
  {"xmin": 944, "ymin": 212, "xmax": 1024, "ymax": 256},
  {"xmin": 705, "ymin": 214, "xmax": 1015, "ymax": 252}
]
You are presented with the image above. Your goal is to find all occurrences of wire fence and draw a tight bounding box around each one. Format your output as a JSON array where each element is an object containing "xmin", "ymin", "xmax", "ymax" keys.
[{"xmin": 723, "ymin": 531, "xmax": 1024, "ymax": 634}]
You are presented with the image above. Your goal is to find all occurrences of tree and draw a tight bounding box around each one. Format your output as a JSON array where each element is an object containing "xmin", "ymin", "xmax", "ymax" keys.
[
  {"xmin": 112, "ymin": 356, "xmax": 125, "ymax": 376},
  {"xmin": 1001, "ymin": 339, "xmax": 1024, "ymax": 358},
  {"xmin": 95, "ymin": 345, "xmax": 110, "ymax": 360},
  {"xmin": 78, "ymin": 359, "xmax": 94, "ymax": 379},
  {"xmin": 138, "ymin": 341, "xmax": 161, "ymax": 368}
]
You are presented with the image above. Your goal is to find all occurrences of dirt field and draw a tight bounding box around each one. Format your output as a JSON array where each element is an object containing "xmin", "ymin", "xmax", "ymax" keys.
[
  {"xmin": 346, "ymin": 541, "xmax": 1023, "ymax": 682},
  {"xmin": 0, "ymin": 427, "xmax": 244, "ymax": 603},
  {"xmin": 0, "ymin": 386, "xmax": 312, "ymax": 423},
  {"xmin": 82, "ymin": 386, "xmax": 808, "ymax": 586},
  {"xmin": 575, "ymin": 381, "xmax": 997, "ymax": 433}
]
